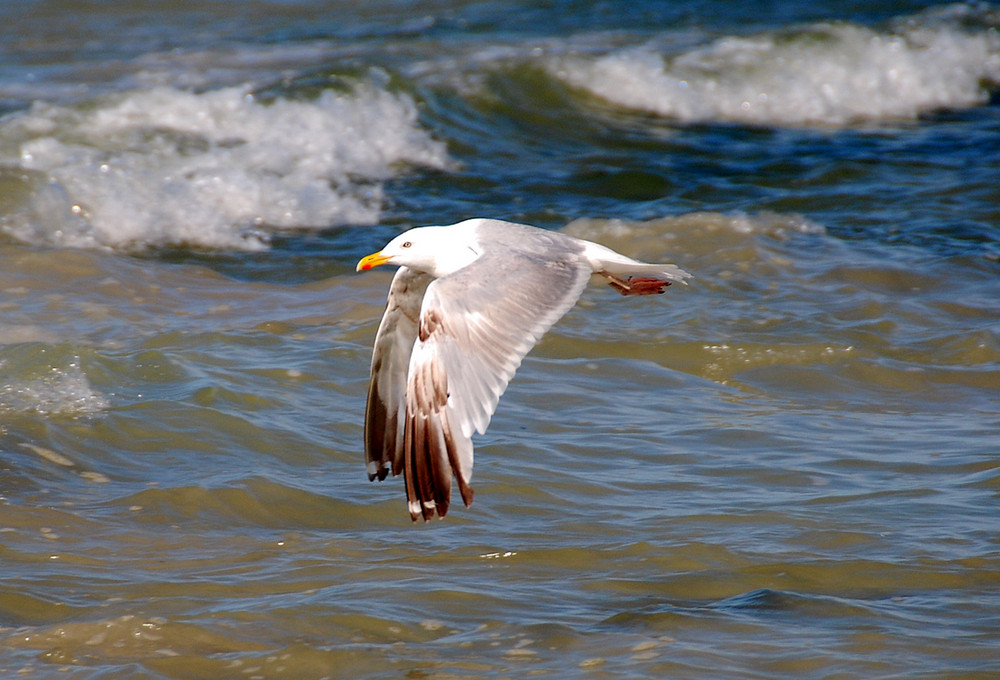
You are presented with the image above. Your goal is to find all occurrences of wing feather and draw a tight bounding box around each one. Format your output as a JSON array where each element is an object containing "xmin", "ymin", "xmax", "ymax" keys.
[
  {"xmin": 401, "ymin": 245, "xmax": 592, "ymax": 520},
  {"xmin": 364, "ymin": 267, "xmax": 432, "ymax": 481}
]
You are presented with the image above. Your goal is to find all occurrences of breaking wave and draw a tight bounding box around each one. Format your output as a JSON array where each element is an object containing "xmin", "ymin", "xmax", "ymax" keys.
[
  {"xmin": 552, "ymin": 4, "xmax": 1000, "ymax": 126},
  {"xmin": 0, "ymin": 81, "xmax": 450, "ymax": 250}
]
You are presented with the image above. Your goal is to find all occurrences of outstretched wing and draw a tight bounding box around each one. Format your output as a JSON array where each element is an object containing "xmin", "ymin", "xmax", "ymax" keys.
[
  {"xmin": 364, "ymin": 266, "xmax": 433, "ymax": 482},
  {"xmin": 401, "ymin": 245, "xmax": 592, "ymax": 521}
]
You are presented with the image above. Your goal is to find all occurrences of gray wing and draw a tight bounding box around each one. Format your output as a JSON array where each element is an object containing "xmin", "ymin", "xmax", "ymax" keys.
[
  {"xmin": 402, "ymin": 246, "xmax": 592, "ymax": 521},
  {"xmin": 365, "ymin": 266, "xmax": 433, "ymax": 482}
]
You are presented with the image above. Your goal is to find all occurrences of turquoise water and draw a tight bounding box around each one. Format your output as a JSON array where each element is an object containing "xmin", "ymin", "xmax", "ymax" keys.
[{"xmin": 1, "ymin": 1, "xmax": 999, "ymax": 678}]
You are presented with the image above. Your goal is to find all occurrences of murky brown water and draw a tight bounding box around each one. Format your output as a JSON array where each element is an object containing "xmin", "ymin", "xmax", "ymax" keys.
[{"xmin": 3, "ymin": 212, "xmax": 998, "ymax": 678}]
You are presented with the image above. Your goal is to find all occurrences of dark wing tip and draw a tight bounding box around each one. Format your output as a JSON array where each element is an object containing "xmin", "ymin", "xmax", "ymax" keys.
[
  {"xmin": 457, "ymin": 478, "xmax": 474, "ymax": 508},
  {"xmin": 408, "ymin": 498, "xmax": 446, "ymax": 522}
]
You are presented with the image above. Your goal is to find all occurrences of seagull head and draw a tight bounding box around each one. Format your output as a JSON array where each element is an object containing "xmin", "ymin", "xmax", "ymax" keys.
[{"xmin": 356, "ymin": 224, "xmax": 481, "ymax": 278}]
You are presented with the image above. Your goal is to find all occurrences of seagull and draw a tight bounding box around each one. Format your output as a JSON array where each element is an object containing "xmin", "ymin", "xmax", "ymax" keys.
[{"xmin": 356, "ymin": 218, "xmax": 690, "ymax": 521}]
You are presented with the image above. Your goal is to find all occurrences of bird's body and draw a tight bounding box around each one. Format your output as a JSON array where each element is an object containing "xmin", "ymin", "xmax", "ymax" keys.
[{"xmin": 356, "ymin": 218, "xmax": 690, "ymax": 521}]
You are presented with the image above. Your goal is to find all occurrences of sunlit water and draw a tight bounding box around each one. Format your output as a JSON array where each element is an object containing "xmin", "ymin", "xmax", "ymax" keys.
[{"xmin": 1, "ymin": 1, "xmax": 999, "ymax": 678}]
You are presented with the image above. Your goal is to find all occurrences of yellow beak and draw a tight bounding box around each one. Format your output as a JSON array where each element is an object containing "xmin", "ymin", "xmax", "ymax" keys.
[{"xmin": 356, "ymin": 250, "xmax": 393, "ymax": 272}]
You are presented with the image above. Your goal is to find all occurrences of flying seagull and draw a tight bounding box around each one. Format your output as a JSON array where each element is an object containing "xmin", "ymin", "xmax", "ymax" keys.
[{"xmin": 356, "ymin": 218, "xmax": 690, "ymax": 521}]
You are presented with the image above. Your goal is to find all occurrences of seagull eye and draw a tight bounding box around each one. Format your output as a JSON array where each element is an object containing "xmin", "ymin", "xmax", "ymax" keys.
[{"xmin": 401, "ymin": 241, "xmax": 412, "ymax": 248}]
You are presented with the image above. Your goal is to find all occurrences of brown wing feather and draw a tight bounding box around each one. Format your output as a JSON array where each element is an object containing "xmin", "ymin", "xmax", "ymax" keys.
[
  {"xmin": 364, "ymin": 267, "xmax": 432, "ymax": 482},
  {"xmin": 399, "ymin": 237, "xmax": 592, "ymax": 521}
]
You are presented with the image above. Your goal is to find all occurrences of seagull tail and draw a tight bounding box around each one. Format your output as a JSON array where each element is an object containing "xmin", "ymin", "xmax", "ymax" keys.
[
  {"xmin": 599, "ymin": 261, "xmax": 692, "ymax": 285},
  {"xmin": 581, "ymin": 240, "xmax": 692, "ymax": 285}
]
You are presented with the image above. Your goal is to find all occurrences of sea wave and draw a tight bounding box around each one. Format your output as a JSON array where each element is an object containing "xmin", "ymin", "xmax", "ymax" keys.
[
  {"xmin": 0, "ymin": 80, "xmax": 450, "ymax": 251},
  {"xmin": 551, "ymin": 3, "xmax": 1000, "ymax": 126}
]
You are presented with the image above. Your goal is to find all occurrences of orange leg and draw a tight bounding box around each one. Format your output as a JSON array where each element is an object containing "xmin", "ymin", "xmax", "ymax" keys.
[{"xmin": 601, "ymin": 272, "xmax": 672, "ymax": 296}]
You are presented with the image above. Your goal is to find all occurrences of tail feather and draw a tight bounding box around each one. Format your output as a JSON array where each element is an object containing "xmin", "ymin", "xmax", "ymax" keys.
[
  {"xmin": 611, "ymin": 261, "xmax": 691, "ymax": 284},
  {"xmin": 580, "ymin": 240, "xmax": 692, "ymax": 284}
]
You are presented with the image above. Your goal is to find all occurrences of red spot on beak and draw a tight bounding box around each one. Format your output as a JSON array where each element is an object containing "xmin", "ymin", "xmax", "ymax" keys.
[{"xmin": 357, "ymin": 251, "xmax": 392, "ymax": 272}]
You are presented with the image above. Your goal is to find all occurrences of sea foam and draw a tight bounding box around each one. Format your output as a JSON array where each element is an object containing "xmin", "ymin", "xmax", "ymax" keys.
[
  {"xmin": 0, "ymin": 358, "xmax": 109, "ymax": 417},
  {"xmin": 554, "ymin": 5, "xmax": 1000, "ymax": 126},
  {"xmin": 0, "ymin": 82, "xmax": 450, "ymax": 250}
]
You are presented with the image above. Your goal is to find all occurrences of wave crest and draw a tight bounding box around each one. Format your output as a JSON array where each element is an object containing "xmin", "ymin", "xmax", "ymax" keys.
[
  {"xmin": 0, "ymin": 82, "xmax": 450, "ymax": 250},
  {"xmin": 553, "ymin": 5, "xmax": 1000, "ymax": 126}
]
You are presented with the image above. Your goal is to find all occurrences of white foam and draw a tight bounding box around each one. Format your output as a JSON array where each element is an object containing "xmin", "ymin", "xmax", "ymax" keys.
[
  {"xmin": 553, "ymin": 6, "xmax": 1000, "ymax": 126},
  {"xmin": 0, "ymin": 359, "xmax": 109, "ymax": 417},
  {"xmin": 0, "ymin": 82, "xmax": 450, "ymax": 250}
]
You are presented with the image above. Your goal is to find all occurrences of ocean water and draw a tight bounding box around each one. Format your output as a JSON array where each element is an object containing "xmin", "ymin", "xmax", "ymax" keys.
[{"xmin": 1, "ymin": 0, "xmax": 999, "ymax": 678}]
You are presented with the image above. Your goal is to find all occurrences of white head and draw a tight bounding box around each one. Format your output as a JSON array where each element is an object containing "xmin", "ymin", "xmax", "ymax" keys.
[{"xmin": 356, "ymin": 222, "xmax": 482, "ymax": 278}]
